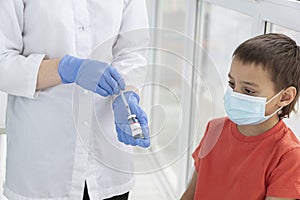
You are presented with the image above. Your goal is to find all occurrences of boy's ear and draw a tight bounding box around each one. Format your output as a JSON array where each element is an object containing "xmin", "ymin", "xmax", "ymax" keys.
[{"xmin": 278, "ymin": 86, "xmax": 297, "ymax": 107}]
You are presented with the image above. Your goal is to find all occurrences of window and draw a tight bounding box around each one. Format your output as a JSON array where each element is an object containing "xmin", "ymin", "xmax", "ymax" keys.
[{"xmin": 133, "ymin": 1, "xmax": 300, "ymax": 199}]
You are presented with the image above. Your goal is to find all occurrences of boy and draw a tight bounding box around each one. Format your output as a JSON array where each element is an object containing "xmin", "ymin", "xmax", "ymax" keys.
[{"xmin": 181, "ymin": 33, "xmax": 300, "ymax": 200}]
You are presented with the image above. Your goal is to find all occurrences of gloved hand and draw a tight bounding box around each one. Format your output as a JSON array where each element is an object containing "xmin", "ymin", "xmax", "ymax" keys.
[
  {"xmin": 58, "ymin": 55, "xmax": 125, "ymax": 96},
  {"xmin": 112, "ymin": 91, "xmax": 150, "ymax": 148}
]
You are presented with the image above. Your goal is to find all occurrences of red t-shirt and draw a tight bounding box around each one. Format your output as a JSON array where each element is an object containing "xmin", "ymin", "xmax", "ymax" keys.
[{"xmin": 192, "ymin": 117, "xmax": 300, "ymax": 200}]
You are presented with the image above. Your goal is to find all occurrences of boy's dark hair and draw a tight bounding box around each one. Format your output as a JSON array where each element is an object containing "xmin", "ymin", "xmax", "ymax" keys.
[{"xmin": 233, "ymin": 33, "xmax": 300, "ymax": 118}]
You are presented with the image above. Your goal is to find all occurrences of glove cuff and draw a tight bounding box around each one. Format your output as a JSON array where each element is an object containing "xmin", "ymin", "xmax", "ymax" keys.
[{"xmin": 58, "ymin": 55, "xmax": 84, "ymax": 84}]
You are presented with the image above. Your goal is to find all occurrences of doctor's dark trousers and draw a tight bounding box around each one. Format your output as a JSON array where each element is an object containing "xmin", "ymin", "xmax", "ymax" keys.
[{"xmin": 83, "ymin": 182, "xmax": 129, "ymax": 200}]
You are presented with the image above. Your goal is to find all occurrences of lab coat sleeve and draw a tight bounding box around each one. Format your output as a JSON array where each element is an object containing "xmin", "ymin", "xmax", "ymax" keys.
[
  {"xmin": 0, "ymin": 0, "xmax": 46, "ymax": 99},
  {"xmin": 111, "ymin": 0, "xmax": 150, "ymax": 90}
]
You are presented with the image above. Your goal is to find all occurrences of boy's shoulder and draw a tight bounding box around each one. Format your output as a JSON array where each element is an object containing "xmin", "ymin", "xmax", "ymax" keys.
[
  {"xmin": 207, "ymin": 117, "xmax": 231, "ymax": 129},
  {"xmin": 276, "ymin": 121, "xmax": 300, "ymax": 152},
  {"xmin": 198, "ymin": 117, "xmax": 230, "ymax": 159}
]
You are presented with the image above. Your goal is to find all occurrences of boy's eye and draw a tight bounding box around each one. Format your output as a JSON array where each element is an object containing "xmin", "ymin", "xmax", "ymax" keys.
[
  {"xmin": 228, "ymin": 81, "xmax": 235, "ymax": 89},
  {"xmin": 244, "ymin": 88, "xmax": 254, "ymax": 95}
]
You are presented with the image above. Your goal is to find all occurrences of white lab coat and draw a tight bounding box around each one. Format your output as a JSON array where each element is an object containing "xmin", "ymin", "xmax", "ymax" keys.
[{"xmin": 0, "ymin": 0, "xmax": 149, "ymax": 199}]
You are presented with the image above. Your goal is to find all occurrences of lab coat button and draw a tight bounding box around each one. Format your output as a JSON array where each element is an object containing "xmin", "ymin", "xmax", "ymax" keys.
[
  {"xmin": 78, "ymin": 26, "xmax": 85, "ymax": 31},
  {"xmin": 83, "ymin": 90, "xmax": 89, "ymax": 95},
  {"xmin": 83, "ymin": 121, "xmax": 88, "ymax": 126}
]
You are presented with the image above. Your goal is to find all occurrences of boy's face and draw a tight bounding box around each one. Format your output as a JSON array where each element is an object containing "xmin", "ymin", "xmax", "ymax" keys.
[{"xmin": 228, "ymin": 57, "xmax": 281, "ymax": 116}]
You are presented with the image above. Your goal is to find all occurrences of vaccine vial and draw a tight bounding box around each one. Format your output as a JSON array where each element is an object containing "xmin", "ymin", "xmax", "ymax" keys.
[{"xmin": 128, "ymin": 114, "xmax": 144, "ymax": 139}]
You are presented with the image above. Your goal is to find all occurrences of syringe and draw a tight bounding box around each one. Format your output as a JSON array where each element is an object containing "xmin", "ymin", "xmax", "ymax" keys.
[{"xmin": 119, "ymin": 90, "xmax": 144, "ymax": 139}]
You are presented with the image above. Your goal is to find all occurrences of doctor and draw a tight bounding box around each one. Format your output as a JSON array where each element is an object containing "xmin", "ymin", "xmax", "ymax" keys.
[{"xmin": 0, "ymin": 0, "xmax": 150, "ymax": 200}]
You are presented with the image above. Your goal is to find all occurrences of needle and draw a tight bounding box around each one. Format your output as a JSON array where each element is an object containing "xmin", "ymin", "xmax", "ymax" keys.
[{"xmin": 120, "ymin": 89, "xmax": 131, "ymax": 116}]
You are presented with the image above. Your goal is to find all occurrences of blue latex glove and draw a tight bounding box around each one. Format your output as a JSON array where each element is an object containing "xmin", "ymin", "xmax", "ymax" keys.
[
  {"xmin": 112, "ymin": 91, "xmax": 150, "ymax": 148},
  {"xmin": 58, "ymin": 55, "xmax": 125, "ymax": 96}
]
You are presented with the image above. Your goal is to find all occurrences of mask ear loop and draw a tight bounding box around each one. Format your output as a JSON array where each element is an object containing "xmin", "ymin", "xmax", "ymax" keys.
[
  {"xmin": 266, "ymin": 90, "xmax": 284, "ymax": 105},
  {"xmin": 265, "ymin": 90, "xmax": 285, "ymax": 117}
]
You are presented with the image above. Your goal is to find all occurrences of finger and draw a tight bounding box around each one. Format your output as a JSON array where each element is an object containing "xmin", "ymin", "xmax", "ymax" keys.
[
  {"xmin": 115, "ymin": 125, "xmax": 123, "ymax": 141},
  {"xmin": 95, "ymin": 86, "xmax": 109, "ymax": 97},
  {"xmin": 117, "ymin": 132, "xmax": 123, "ymax": 142},
  {"xmin": 118, "ymin": 123, "xmax": 138, "ymax": 146},
  {"xmin": 136, "ymin": 125, "xmax": 150, "ymax": 148},
  {"xmin": 116, "ymin": 126, "xmax": 128, "ymax": 144},
  {"xmin": 131, "ymin": 106, "xmax": 148, "ymax": 125},
  {"xmin": 98, "ymin": 77, "xmax": 113, "ymax": 95},
  {"xmin": 116, "ymin": 124, "xmax": 130, "ymax": 145},
  {"xmin": 109, "ymin": 67, "xmax": 125, "ymax": 90},
  {"xmin": 124, "ymin": 134, "xmax": 137, "ymax": 146},
  {"xmin": 136, "ymin": 138, "xmax": 150, "ymax": 148},
  {"xmin": 138, "ymin": 116, "xmax": 148, "ymax": 128},
  {"xmin": 141, "ymin": 125, "xmax": 150, "ymax": 138},
  {"xmin": 121, "ymin": 134, "xmax": 130, "ymax": 145},
  {"xmin": 128, "ymin": 103, "xmax": 139, "ymax": 116},
  {"xmin": 104, "ymin": 72, "xmax": 120, "ymax": 95}
]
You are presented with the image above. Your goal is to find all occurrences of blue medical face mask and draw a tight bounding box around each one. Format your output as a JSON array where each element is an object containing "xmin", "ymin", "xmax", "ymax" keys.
[{"xmin": 224, "ymin": 87, "xmax": 283, "ymax": 125}]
